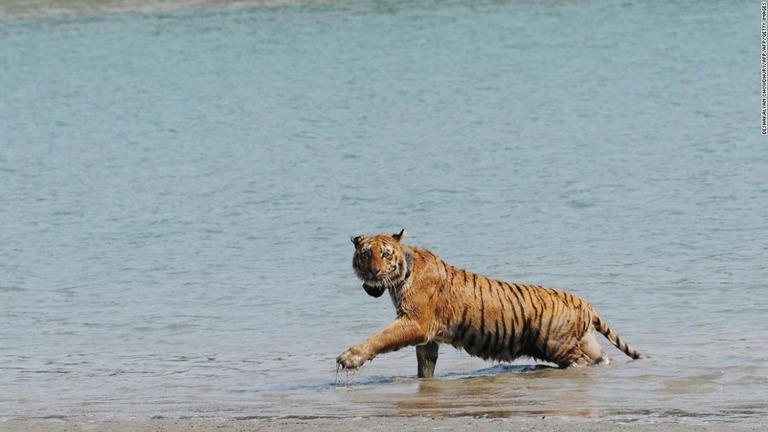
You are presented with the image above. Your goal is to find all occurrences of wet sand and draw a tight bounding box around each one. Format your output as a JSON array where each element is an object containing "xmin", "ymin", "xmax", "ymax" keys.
[{"xmin": 1, "ymin": 417, "xmax": 763, "ymax": 432}]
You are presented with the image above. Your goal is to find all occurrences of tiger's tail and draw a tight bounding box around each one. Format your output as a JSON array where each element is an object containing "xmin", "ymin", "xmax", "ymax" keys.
[{"xmin": 592, "ymin": 311, "xmax": 648, "ymax": 360}]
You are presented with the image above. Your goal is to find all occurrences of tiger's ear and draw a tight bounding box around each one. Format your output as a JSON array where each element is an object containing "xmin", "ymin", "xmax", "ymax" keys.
[
  {"xmin": 392, "ymin": 229, "xmax": 407, "ymax": 242},
  {"xmin": 351, "ymin": 235, "xmax": 365, "ymax": 248}
]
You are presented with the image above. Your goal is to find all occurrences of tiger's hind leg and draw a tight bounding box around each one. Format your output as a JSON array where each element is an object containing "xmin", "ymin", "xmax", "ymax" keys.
[
  {"xmin": 559, "ymin": 331, "xmax": 611, "ymax": 367},
  {"xmin": 416, "ymin": 341, "xmax": 439, "ymax": 378},
  {"xmin": 578, "ymin": 331, "xmax": 611, "ymax": 366}
]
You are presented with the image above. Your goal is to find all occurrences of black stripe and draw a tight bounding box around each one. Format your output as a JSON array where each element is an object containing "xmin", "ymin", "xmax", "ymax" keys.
[
  {"xmin": 477, "ymin": 275, "xmax": 486, "ymax": 300},
  {"xmin": 483, "ymin": 278, "xmax": 500, "ymax": 357},
  {"xmin": 492, "ymin": 320, "xmax": 501, "ymax": 357},
  {"xmin": 502, "ymin": 286, "xmax": 519, "ymax": 359},
  {"xmin": 508, "ymin": 283, "xmax": 526, "ymax": 326},
  {"xmin": 595, "ymin": 315, "xmax": 604, "ymax": 334},
  {"xmin": 616, "ymin": 335, "xmax": 626, "ymax": 351},
  {"xmin": 456, "ymin": 322, "xmax": 467, "ymax": 344},
  {"xmin": 540, "ymin": 295, "xmax": 559, "ymax": 358},
  {"xmin": 504, "ymin": 281, "xmax": 526, "ymax": 357},
  {"xmin": 502, "ymin": 282, "xmax": 523, "ymax": 349},
  {"xmin": 532, "ymin": 289, "xmax": 547, "ymax": 336},
  {"xmin": 562, "ymin": 293, "xmax": 576, "ymax": 306},
  {"xmin": 525, "ymin": 285, "xmax": 542, "ymax": 321},
  {"xmin": 456, "ymin": 305, "xmax": 470, "ymax": 341},
  {"xmin": 541, "ymin": 291, "xmax": 559, "ymax": 360},
  {"xmin": 495, "ymin": 283, "xmax": 510, "ymax": 354},
  {"xmin": 479, "ymin": 280, "xmax": 486, "ymax": 335},
  {"xmin": 465, "ymin": 331, "xmax": 477, "ymax": 354},
  {"xmin": 501, "ymin": 292, "xmax": 517, "ymax": 336},
  {"xmin": 403, "ymin": 251, "xmax": 413, "ymax": 280},
  {"xmin": 518, "ymin": 285, "xmax": 539, "ymax": 346},
  {"xmin": 475, "ymin": 328, "xmax": 490, "ymax": 359},
  {"xmin": 477, "ymin": 298, "xmax": 490, "ymax": 359},
  {"xmin": 485, "ymin": 330, "xmax": 496, "ymax": 359}
]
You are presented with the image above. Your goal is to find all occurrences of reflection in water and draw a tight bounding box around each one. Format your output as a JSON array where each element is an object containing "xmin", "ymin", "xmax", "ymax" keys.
[
  {"xmin": 333, "ymin": 364, "xmax": 600, "ymax": 419},
  {"xmin": 405, "ymin": 367, "xmax": 599, "ymax": 419}
]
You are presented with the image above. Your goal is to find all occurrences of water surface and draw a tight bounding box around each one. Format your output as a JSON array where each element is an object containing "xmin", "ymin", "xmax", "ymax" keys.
[{"xmin": 0, "ymin": 0, "xmax": 764, "ymax": 425}]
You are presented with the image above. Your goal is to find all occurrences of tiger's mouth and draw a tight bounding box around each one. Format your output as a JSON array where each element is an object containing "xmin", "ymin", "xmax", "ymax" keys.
[
  {"xmin": 359, "ymin": 268, "xmax": 400, "ymax": 298},
  {"xmin": 360, "ymin": 272, "xmax": 392, "ymax": 297},
  {"xmin": 362, "ymin": 283, "xmax": 386, "ymax": 298},
  {"xmin": 356, "ymin": 253, "xmax": 413, "ymax": 298}
]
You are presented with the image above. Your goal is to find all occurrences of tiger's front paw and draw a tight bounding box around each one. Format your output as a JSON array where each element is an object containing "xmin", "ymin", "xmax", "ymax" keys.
[{"xmin": 336, "ymin": 346, "xmax": 370, "ymax": 370}]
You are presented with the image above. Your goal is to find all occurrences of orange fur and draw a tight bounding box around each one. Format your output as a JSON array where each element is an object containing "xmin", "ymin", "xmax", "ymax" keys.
[{"xmin": 337, "ymin": 230, "xmax": 647, "ymax": 377}]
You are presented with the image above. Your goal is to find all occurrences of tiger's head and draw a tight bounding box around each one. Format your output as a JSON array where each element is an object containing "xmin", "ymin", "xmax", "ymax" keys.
[{"xmin": 351, "ymin": 229, "xmax": 413, "ymax": 298}]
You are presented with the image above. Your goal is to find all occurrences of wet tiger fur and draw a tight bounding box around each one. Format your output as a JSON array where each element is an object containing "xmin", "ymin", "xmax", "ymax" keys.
[{"xmin": 336, "ymin": 229, "xmax": 647, "ymax": 378}]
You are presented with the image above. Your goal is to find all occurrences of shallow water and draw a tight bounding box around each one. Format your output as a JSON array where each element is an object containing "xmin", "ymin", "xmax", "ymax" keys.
[{"xmin": 0, "ymin": 0, "xmax": 765, "ymax": 425}]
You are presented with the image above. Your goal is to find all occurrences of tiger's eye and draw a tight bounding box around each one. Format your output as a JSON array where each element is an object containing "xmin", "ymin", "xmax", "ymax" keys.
[{"xmin": 382, "ymin": 251, "xmax": 390, "ymax": 258}]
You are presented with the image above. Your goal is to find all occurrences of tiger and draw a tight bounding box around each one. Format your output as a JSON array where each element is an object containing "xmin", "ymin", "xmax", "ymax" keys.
[{"xmin": 336, "ymin": 229, "xmax": 647, "ymax": 378}]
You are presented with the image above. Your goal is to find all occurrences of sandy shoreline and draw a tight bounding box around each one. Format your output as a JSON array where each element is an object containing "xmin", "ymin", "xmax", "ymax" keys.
[{"xmin": 1, "ymin": 417, "xmax": 763, "ymax": 432}]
